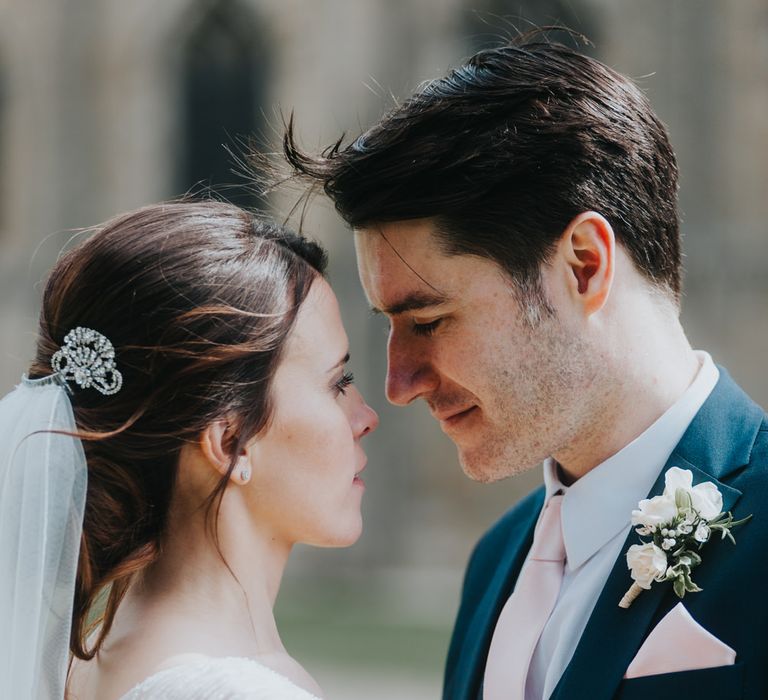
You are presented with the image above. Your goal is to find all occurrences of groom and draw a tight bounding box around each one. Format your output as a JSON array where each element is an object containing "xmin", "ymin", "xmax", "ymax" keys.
[{"xmin": 284, "ymin": 38, "xmax": 768, "ymax": 698}]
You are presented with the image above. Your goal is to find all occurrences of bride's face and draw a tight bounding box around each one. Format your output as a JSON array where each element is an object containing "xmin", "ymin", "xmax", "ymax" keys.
[{"xmin": 245, "ymin": 278, "xmax": 379, "ymax": 547}]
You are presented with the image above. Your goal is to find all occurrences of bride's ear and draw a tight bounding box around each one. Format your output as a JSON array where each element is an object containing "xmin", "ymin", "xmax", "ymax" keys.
[{"xmin": 200, "ymin": 420, "xmax": 253, "ymax": 485}]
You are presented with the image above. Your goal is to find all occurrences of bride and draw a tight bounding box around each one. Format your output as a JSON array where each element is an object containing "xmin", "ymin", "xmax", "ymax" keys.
[{"xmin": 0, "ymin": 201, "xmax": 378, "ymax": 699}]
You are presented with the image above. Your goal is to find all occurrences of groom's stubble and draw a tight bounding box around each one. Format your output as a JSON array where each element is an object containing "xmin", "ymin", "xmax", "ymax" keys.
[
  {"xmin": 355, "ymin": 220, "xmax": 604, "ymax": 485},
  {"xmin": 456, "ymin": 296, "xmax": 598, "ymax": 484}
]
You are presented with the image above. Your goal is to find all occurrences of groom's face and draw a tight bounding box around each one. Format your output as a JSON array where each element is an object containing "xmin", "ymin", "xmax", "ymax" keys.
[{"xmin": 355, "ymin": 219, "xmax": 590, "ymax": 482}]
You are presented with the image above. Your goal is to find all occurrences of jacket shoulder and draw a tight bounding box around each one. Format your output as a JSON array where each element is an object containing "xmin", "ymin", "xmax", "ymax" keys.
[
  {"xmin": 461, "ymin": 486, "xmax": 545, "ymax": 596},
  {"xmin": 444, "ymin": 485, "xmax": 545, "ymax": 698}
]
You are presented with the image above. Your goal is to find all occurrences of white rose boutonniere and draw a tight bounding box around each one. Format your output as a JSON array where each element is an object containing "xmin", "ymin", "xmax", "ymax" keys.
[
  {"xmin": 619, "ymin": 467, "xmax": 751, "ymax": 609},
  {"xmin": 626, "ymin": 543, "xmax": 668, "ymax": 589}
]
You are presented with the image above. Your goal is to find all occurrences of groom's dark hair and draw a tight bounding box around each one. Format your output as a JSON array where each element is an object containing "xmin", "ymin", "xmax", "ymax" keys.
[{"xmin": 283, "ymin": 34, "xmax": 682, "ymax": 302}]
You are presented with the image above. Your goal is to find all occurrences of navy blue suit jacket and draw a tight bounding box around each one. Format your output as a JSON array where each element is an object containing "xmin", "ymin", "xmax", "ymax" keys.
[{"xmin": 444, "ymin": 368, "xmax": 768, "ymax": 699}]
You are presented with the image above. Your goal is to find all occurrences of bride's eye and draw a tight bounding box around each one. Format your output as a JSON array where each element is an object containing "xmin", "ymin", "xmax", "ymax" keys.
[
  {"xmin": 333, "ymin": 371, "xmax": 355, "ymax": 396},
  {"xmin": 412, "ymin": 319, "xmax": 442, "ymax": 336}
]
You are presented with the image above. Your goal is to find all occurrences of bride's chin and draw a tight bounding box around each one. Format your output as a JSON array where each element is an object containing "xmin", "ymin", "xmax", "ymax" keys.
[{"xmin": 306, "ymin": 517, "xmax": 364, "ymax": 549}]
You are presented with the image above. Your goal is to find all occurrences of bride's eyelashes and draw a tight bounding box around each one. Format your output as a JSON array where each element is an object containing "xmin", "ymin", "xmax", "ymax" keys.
[{"xmin": 332, "ymin": 371, "xmax": 355, "ymax": 396}]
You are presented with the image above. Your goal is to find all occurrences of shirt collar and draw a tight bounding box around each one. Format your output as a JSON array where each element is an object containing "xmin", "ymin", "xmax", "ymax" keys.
[{"xmin": 543, "ymin": 351, "xmax": 719, "ymax": 571}]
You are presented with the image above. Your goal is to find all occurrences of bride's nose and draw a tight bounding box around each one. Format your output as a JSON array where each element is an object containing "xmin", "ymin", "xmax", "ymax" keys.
[{"xmin": 351, "ymin": 389, "xmax": 379, "ymax": 438}]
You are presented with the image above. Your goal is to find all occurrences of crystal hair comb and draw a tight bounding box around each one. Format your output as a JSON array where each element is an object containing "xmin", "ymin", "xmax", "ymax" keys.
[{"xmin": 51, "ymin": 327, "xmax": 123, "ymax": 395}]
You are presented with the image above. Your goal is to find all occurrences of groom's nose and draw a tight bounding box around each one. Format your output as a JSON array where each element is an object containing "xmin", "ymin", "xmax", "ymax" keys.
[{"xmin": 386, "ymin": 334, "xmax": 438, "ymax": 405}]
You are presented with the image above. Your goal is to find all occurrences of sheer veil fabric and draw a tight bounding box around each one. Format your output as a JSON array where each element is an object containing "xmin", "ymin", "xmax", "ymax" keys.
[{"xmin": 0, "ymin": 376, "xmax": 87, "ymax": 699}]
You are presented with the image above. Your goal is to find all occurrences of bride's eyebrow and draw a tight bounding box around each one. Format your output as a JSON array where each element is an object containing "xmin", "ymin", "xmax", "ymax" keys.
[{"xmin": 326, "ymin": 352, "xmax": 350, "ymax": 373}]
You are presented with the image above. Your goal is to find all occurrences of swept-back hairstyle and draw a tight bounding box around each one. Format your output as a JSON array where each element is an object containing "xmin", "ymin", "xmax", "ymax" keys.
[
  {"xmin": 27, "ymin": 201, "xmax": 327, "ymax": 660},
  {"xmin": 283, "ymin": 35, "xmax": 682, "ymax": 303}
]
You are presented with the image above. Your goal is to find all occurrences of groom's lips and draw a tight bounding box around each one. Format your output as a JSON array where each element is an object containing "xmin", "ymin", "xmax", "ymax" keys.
[{"xmin": 435, "ymin": 405, "xmax": 478, "ymax": 431}]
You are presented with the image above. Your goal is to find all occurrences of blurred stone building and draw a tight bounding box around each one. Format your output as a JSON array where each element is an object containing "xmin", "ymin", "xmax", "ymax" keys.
[{"xmin": 0, "ymin": 0, "xmax": 766, "ymax": 694}]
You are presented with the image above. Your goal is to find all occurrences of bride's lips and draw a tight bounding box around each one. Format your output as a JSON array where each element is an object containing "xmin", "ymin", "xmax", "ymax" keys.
[{"xmin": 353, "ymin": 462, "xmax": 366, "ymax": 486}]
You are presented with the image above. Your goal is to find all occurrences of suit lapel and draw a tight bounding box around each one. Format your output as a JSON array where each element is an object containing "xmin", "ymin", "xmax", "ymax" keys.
[
  {"xmin": 451, "ymin": 489, "xmax": 544, "ymax": 700},
  {"xmin": 550, "ymin": 368, "xmax": 758, "ymax": 700},
  {"xmin": 550, "ymin": 461, "xmax": 741, "ymax": 699}
]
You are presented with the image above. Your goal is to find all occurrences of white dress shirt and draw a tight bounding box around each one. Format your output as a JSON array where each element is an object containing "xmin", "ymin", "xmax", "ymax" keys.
[{"xmin": 524, "ymin": 351, "xmax": 720, "ymax": 700}]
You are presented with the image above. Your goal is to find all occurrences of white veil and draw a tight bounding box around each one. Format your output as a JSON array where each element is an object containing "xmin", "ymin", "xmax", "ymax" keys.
[{"xmin": 0, "ymin": 375, "xmax": 87, "ymax": 699}]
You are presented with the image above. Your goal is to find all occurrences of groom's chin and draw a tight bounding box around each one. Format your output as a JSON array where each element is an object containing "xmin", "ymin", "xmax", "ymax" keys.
[{"xmin": 457, "ymin": 445, "xmax": 539, "ymax": 483}]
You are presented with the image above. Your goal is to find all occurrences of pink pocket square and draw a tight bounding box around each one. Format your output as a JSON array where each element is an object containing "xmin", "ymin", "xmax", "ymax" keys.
[{"xmin": 624, "ymin": 602, "xmax": 736, "ymax": 679}]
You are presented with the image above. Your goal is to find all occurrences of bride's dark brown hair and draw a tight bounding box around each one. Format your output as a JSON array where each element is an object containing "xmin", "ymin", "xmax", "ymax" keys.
[{"xmin": 27, "ymin": 201, "xmax": 327, "ymax": 661}]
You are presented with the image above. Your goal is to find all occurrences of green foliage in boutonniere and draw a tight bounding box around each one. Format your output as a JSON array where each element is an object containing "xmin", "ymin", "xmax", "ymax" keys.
[{"xmin": 619, "ymin": 467, "xmax": 751, "ymax": 608}]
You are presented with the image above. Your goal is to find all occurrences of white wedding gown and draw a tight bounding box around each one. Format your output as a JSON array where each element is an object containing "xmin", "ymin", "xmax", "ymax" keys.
[{"xmin": 118, "ymin": 655, "xmax": 322, "ymax": 700}]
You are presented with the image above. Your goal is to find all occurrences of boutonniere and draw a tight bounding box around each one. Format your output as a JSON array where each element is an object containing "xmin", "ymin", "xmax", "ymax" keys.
[{"xmin": 619, "ymin": 467, "xmax": 751, "ymax": 609}]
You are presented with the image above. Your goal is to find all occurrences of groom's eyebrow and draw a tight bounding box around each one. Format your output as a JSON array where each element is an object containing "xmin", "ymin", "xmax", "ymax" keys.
[{"xmin": 370, "ymin": 291, "xmax": 449, "ymax": 316}]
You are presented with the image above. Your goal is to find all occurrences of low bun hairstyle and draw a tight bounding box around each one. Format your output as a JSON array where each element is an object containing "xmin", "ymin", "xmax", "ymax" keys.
[{"xmin": 26, "ymin": 201, "xmax": 327, "ymax": 660}]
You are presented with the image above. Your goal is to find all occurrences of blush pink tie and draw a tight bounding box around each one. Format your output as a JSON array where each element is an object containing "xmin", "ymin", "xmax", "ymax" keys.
[{"xmin": 483, "ymin": 494, "xmax": 566, "ymax": 700}]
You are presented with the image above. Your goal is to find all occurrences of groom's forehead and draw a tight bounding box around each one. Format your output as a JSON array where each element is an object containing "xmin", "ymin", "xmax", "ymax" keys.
[
  {"xmin": 354, "ymin": 224, "xmax": 453, "ymax": 309},
  {"xmin": 354, "ymin": 219, "xmax": 461, "ymax": 274},
  {"xmin": 353, "ymin": 218, "xmax": 446, "ymax": 259}
]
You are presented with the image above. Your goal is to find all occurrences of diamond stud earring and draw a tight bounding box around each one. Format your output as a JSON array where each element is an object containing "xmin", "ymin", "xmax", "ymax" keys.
[{"xmin": 239, "ymin": 468, "xmax": 251, "ymax": 484}]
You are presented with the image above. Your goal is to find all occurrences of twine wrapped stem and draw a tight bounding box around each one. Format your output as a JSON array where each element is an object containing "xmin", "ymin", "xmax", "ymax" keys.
[{"xmin": 618, "ymin": 582, "xmax": 644, "ymax": 609}]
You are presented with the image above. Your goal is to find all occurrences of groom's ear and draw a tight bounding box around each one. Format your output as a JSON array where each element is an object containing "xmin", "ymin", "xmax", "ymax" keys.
[
  {"xmin": 557, "ymin": 211, "xmax": 615, "ymax": 316},
  {"xmin": 199, "ymin": 419, "xmax": 252, "ymax": 484}
]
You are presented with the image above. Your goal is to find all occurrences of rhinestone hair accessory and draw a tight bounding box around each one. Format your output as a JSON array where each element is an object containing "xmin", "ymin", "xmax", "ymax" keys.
[{"xmin": 51, "ymin": 327, "xmax": 123, "ymax": 395}]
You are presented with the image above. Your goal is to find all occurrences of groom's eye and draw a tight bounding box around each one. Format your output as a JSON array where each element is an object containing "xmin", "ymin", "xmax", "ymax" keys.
[{"xmin": 412, "ymin": 319, "xmax": 442, "ymax": 337}]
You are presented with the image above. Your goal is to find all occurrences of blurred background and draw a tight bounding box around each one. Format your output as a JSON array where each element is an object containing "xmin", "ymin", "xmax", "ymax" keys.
[{"xmin": 0, "ymin": 1, "xmax": 766, "ymax": 697}]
